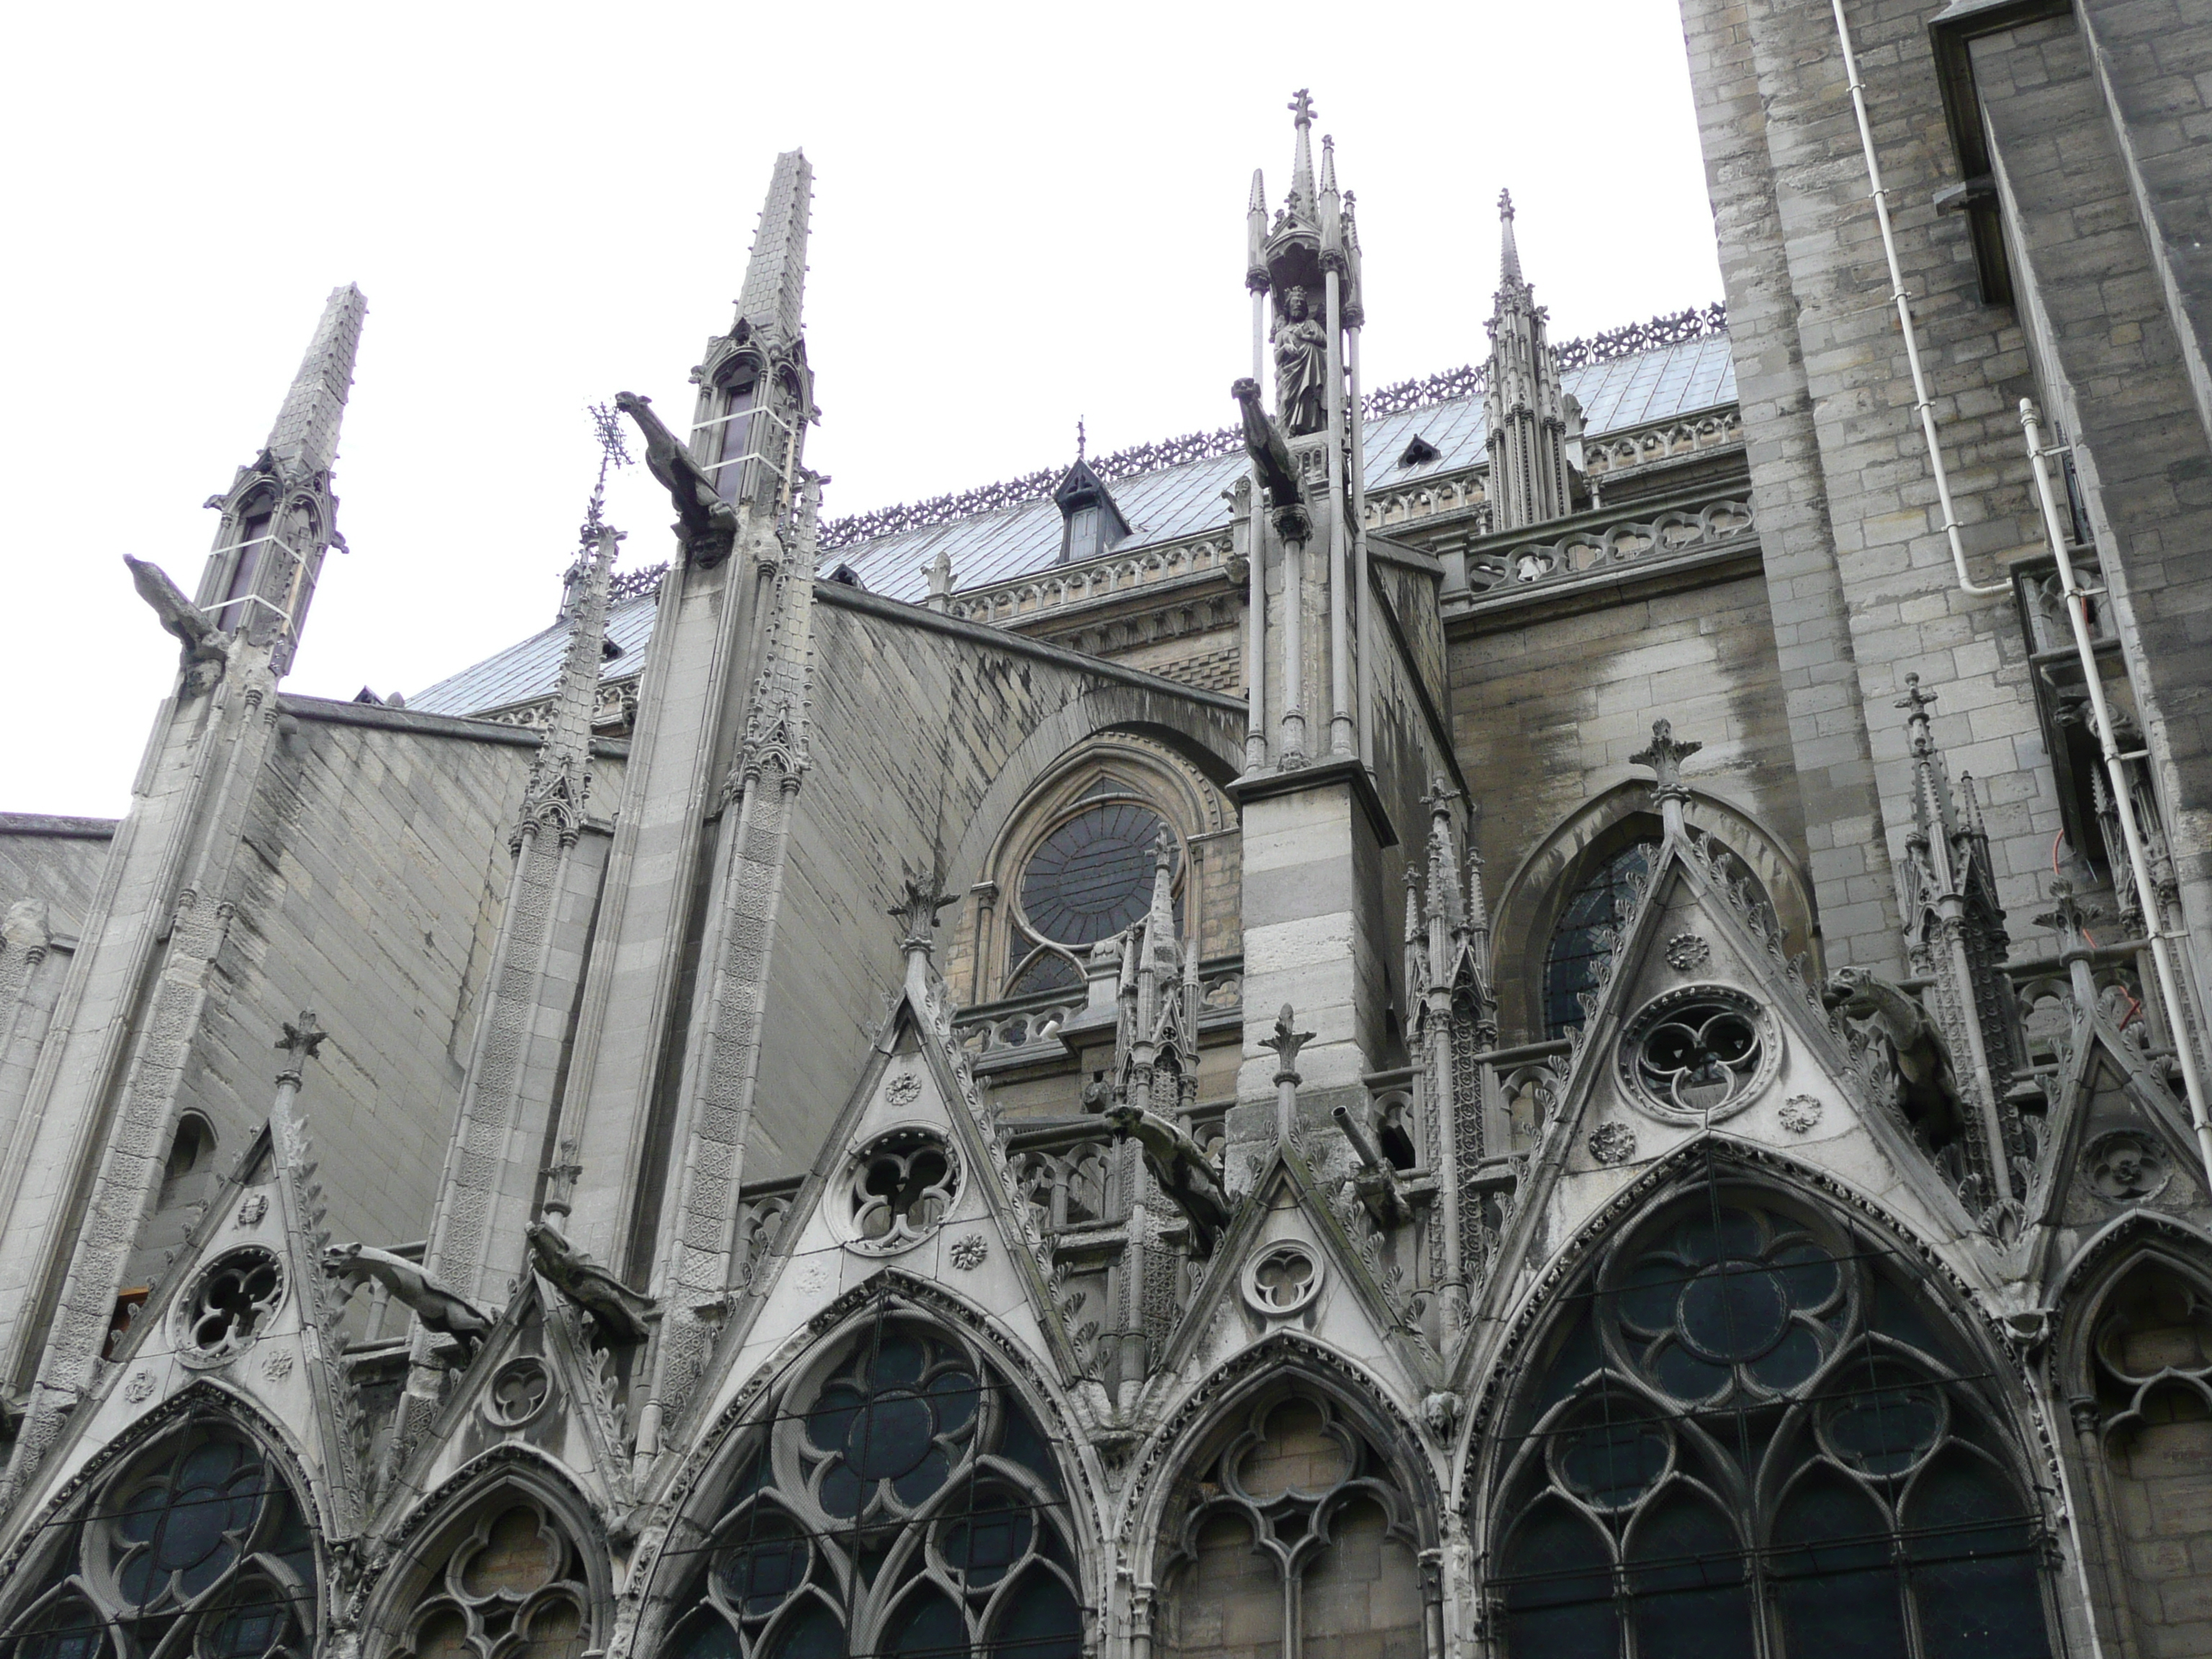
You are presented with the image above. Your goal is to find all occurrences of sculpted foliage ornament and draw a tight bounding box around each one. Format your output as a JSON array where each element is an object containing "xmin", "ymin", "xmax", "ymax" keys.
[
  {"xmin": 2084, "ymin": 1130, "xmax": 2171, "ymax": 1204},
  {"xmin": 1588, "ymin": 1121, "xmax": 1638, "ymax": 1166},
  {"xmin": 1665, "ymin": 933, "xmax": 1710, "ymax": 972},
  {"xmin": 1779, "ymin": 1095, "xmax": 1823, "ymax": 1135}
]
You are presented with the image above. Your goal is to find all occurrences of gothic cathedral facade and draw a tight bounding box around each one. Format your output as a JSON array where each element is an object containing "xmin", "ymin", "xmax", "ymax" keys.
[{"xmin": 4, "ymin": 4, "xmax": 2212, "ymax": 1656}]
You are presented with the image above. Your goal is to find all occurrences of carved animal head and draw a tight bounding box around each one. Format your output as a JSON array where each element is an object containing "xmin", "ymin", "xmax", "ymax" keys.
[
  {"xmin": 1822, "ymin": 966, "xmax": 1879, "ymax": 1017},
  {"xmin": 526, "ymin": 1220, "xmax": 578, "ymax": 1269},
  {"xmin": 1103, "ymin": 1102, "xmax": 1141, "ymax": 1141},
  {"xmin": 613, "ymin": 390, "xmax": 650, "ymax": 415},
  {"xmin": 321, "ymin": 1241, "xmax": 365, "ymax": 1277}
]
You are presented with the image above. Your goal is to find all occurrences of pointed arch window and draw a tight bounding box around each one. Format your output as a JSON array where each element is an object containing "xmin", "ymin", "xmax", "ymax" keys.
[
  {"xmin": 0, "ymin": 1415, "xmax": 317, "ymax": 1659},
  {"xmin": 216, "ymin": 493, "xmax": 278, "ymax": 634},
  {"xmin": 385, "ymin": 1495, "xmax": 592, "ymax": 1659},
  {"xmin": 1154, "ymin": 1389, "xmax": 1426, "ymax": 1659},
  {"xmin": 662, "ymin": 1313, "xmax": 1082, "ymax": 1659},
  {"xmin": 1542, "ymin": 837, "xmax": 1660, "ymax": 1038},
  {"xmin": 1488, "ymin": 1188, "xmax": 2054, "ymax": 1658}
]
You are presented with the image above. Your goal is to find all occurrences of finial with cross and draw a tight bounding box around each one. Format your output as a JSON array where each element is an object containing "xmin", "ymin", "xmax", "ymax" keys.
[
  {"xmin": 581, "ymin": 401, "xmax": 635, "ymax": 546},
  {"xmin": 1631, "ymin": 718, "xmax": 1703, "ymax": 806},
  {"xmin": 1076, "ymin": 417, "xmax": 1086, "ymax": 462},
  {"xmin": 1421, "ymin": 773, "xmax": 1462, "ymax": 825},
  {"xmin": 1289, "ymin": 88, "xmax": 1315, "ymax": 127},
  {"xmin": 889, "ymin": 870, "xmax": 956, "ymax": 950},
  {"xmin": 1896, "ymin": 671, "xmax": 1940, "ymax": 756},
  {"xmin": 1499, "ymin": 188, "xmax": 1515, "ymax": 221},
  {"xmin": 275, "ymin": 1010, "xmax": 328, "ymax": 1085}
]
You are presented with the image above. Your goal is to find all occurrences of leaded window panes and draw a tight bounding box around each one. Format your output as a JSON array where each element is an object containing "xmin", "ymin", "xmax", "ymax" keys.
[
  {"xmin": 0, "ymin": 1420, "xmax": 316, "ymax": 1659},
  {"xmin": 1491, "ymin": 1192, "xmax": 2054, "ymax": 1659},
  {"xmin": 1542, "ymin": 840, "xmax": 1659, "ymax": 1038},
  {"xmin": 663, "ymin": 1317, "xmax": 1081, "ymax": 1659},
  {"xmin": 1157, "ymin": 1393, "xmax": 1424, "ymax": 1659},
  {"xmin": 387, "ymin": 1498, "xmax": 591, "ymax": 1659},
  {"xmin": 1016, "ymin": 804, "xmax": 1177, "ymax": 952}
]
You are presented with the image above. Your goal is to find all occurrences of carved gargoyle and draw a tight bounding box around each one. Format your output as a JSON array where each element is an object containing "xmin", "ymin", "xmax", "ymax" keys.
[
  {"xmin": 614, "ymin": 390, "xmax": 739, "ymax": 567},
  {"xmin": 125, "ymin": 556, "xmax": 228, "ymax": 696},
  {"xmin": 1823, "ymin": 966, "xmax": 1965, "ymax": 1146},
  {"xmin": 526, "ymin": 1220, "xmax": 658, "ymax": 1345},
  {"xmin": 323, "ymin": 1244, "xmax": 493, "ymax": 1362},
  {"xmin": 1231, "ymin": 377, "xmax": 1305, "ymax": 516},
  {"xmin": 1105, "ymin": 1101, "xmax": 1234, "ymax": 1256}
]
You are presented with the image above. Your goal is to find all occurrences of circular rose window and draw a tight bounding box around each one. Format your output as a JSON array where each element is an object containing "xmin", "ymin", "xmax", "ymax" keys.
[
  {"xmin": 177, "ymin": 1248, "xmax": 285, "ymax": 1367},
  {"xmin": 1617, "ymin": 985, "xmax": 1780, "ymax": 1125}
]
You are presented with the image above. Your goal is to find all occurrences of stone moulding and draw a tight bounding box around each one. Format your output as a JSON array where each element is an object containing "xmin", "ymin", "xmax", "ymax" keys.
[{"xmin": 1464, "ymin": 498, "xmax": 1756, "ymax": 599}]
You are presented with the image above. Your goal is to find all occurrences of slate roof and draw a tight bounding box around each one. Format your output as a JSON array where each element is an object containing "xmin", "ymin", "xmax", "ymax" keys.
[{"xmin": 410, "ymin": 332, "xmax": 1734, "ymax": 716}]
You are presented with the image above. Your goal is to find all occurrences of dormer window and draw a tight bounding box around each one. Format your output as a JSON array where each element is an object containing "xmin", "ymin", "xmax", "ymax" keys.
[{"xmin": 1052, "ymin": 459, "xmax": 1130, "ymax": 565}]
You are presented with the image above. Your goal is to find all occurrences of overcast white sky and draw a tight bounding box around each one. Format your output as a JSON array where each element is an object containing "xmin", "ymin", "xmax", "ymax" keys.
[{"xmin": 3, "ymin": 1, "xmax": 1722, "ymax": 819}]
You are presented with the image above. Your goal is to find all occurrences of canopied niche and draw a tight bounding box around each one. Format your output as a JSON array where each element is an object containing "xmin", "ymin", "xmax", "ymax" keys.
[
  {"xmin": 1479, "ymin": 1177, "xmax": 2055, "ymax": 1658},
  {"xmin": 1153, "ymin": 1382, "xmax": 1426, "ymax": 1659},
  {"xmin": 655, "ymin": 1308, "xmax": 1084, "ymax": 1659},
  {"xmin": 0, "ymin": 1406, "xmax": 318, "ymax": 1659}
]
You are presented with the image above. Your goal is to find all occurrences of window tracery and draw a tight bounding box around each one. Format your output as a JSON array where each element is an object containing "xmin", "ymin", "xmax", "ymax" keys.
[
  {"xmin": 1156, "ymin": 1390, "xmax": 1424, "ymax": 1659},
  {"xmin": 0, "ymin": 1417, "xmax": 317, "ymax": 1659},
  {"xmin": 1488, "ymin": 1189, "xmax": 2053, "ymax": 1658},
  {"xmin": 1543, "ymin": 838, "xmax": 1660, "ymax": 1038},
  {"xmin": 385, "ymin": 1495, "xmax": 592, "ymax": 1659},
  {"xmin": 662, "ymin": 1315, "xmax": 1081, "ymax": 1659}
]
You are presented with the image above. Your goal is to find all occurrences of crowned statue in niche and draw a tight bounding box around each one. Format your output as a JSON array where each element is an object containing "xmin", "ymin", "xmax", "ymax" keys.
[{"xmin": 1274, "ymin": 284, "xmax": 1330, "ymax": 435}]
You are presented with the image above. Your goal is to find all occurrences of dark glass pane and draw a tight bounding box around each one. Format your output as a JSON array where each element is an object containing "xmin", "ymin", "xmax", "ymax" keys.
[
  {"xmin": 1679, "ymin": 1264, "xmax": 1791, "ymax": 1362},
  {"xmin": 927, "ymin": 1367, "xmax": 981, "ymax": 1434},
  {"xmin": 884, "ymin": 1588, "xmax": 966, "ymax": 1657},
  {"xmin": 1627, "ymin": 1495, "xmax": 1753, "ymax": 1659},
  {"xmin": 1019, "ymin": 804, "xmax": 1172, "ymax": 948},
  {"xmin": 207, "ymin": 1588, "xmax": 290, "ymax": 1659},
  {"xmin": 1869, "ymin": 1274, "xmax": 1952, "ymax": 1361},
  {"xmin": 670, "ymin": 1615, "xmax": 739, "ymax": 1659},
  {"xmin": 12, "ymin": 1599, "xmax": 105, "ymax": 1659},
  {"xmin": 1827, "ymin": 1383, "xmax": 1943, "ymax": 1475},
  {"xmin": 1748, "ymin": 1323, "xmax": 1823, "ymax": 1391},
  {"xmin": 849, "ymin": 1394, "xmax": 935, "ymax": 1481},
  {"xmin": 1671, "ymin": 1208, "xmax": 1761, "ymax": 1267},
  {"xmin": 1619, "ymin": 1258, "xmax": 1684, "ymax": 1333},
  {"xmin": 891, "ymin": 1444, "xmax": 953, "ymax": 1507},
  {"xmin": 1912, "ymin": 1555, "xmax": 2051, "ymax": 1659},
  {"xmin": 943, "ymin": 1490, "xmax": 1032, "ymax": 1587},
  {"xmin": 806, "ymin": 1382, "xmax": 863, "ymax": 1457},
  {"xmin": 1004, "ymin": 952, "xmax": 1082, "ymax": 997},
  {"xmin": 1559, "ymin": 1417, "xmax": 1668, "ymax": 1508},
  {"xmin": 1905, "ymin": 1453, "xmax": 2049, "ymax": 1657},
  {"xmin": 989, "ymin": 1570, "xmax": 1082, "ymax": 1659},
  {"xmin": 1520, "ymin": 1309, "xmax": 1604, "ymax": 1431},
  {"xmin": 1774, "ymin": 1241, "xmax": 1840, "ymax": 1310},
  {"xmin": 1503, "ymin": 1500, "xmax": 1616, "ymax": 1657},
  {"xmin": 1650, "ymin": 1341, "xmax": 1729, "ymax": 1403},
  {"xmin": 995, "ymin": 1400, "xmax": 1060, "ymax": 1493},
  {"xmin": 718, "ymin": 1516, "xmax": 809, "ymax": 1616},
  {"xmin": 761, "ymin": 1601, "xmax": 843, "ymax": 1659},
  {"xmin": 1773, "ymin": 1470, "xmax": 1907, "ymax": 1658},
  {"xmin": 1542, "ymin": 840, "xmax": 1659, "ymax": 1038},
  {"xmin": 873, "ymin": 1332, "xmax": 928, "ymax": 1387}
]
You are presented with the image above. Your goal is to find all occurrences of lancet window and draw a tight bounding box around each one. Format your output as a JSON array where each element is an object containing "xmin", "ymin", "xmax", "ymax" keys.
[
  {"xmin": 0, "ymin": 1414, "xmax": 317, "ymax": 1659},
  {"xmin": 383, "ymin": 1492, "xmax": 593, "ymax": 1659},
  {"xmin": 1488, "ymin": 1187, "xmax": 2054, "ymax": 1658},
  {"xmin": 1542, "ymin": 837, "xmax": 1660, "ymax": 1038},
  {"xmin": 215, "ymin": 493, "xmax": 277, "ymax": 633},
  {"xmin": 661, "ymin": 1313, "xmax": 1082, "ymax": 1659},
  {"xmin": 1155, "ymin": 1390, "xmax": 1424, "ymax": 1659}
]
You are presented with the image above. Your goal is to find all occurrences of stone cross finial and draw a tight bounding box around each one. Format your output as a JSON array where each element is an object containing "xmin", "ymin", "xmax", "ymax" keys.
[
  {"xmin": 1076, "ymin": 417, "xmax": 1086, "ymax": 462},
  {"xmin": 1421, "ymin": 773, "xmax": 1461, "ymax": 824},
  {"xmin": 1897, "ymin": 672, "xmax": 1940, "ymax": 757},
  {"xmin": 1261, "ymin": 1003, "xmax": 1315, "ymax": 1086},
  {"xmin": 2034, "ymin": 880, "xmax": 2104, "ymax": 958},
  {"xmin": 1631, "ymin": 719, "xmax": 1701, "ymax": 803},
  {"xmin": 889, "ymin": 872, "xmax": 956, "ymax": 952},
  {"xmin": 1498, "ymin": 188, "xmax": 1514, "ymax": 220},
  {"xmin": 274, "ymin": 1010, "xmax": 328, "ymax": 1084},
  {"xmin": 1289, "ymin": 88, "xmax": 1315, "ymax": 127}
]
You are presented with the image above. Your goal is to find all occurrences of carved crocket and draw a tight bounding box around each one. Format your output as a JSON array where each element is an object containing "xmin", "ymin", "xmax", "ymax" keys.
[
  {"xmin": 614, "ymin": 390, "xmax": 740, "ymax": 566},
  {"xmin": 1822, "ymin": 966, "xmax": 1965, "ymax": 1146},
  {"xmin": 1105, "ymin": 1101, "xmax": 1234, "ymax": 1256}
]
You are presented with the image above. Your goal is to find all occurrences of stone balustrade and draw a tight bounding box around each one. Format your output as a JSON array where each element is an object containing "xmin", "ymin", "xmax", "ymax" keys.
[
  {"xmin": 1465, "ymin": 498, "xmax": 1755, "ymax": 597},
  {"xmin": 947, "ymin": 533, "xmax": 1240, "ymax": 628}
]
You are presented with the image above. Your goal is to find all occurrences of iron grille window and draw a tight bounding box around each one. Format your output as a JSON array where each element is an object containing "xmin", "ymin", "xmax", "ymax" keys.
[
  {"xmin": 1542, "ymin": 840, "xmax": 1660, "ymax": 1038},
  {"xmin": 1489, "ymin": 1188, "xmax": 2054, "ymax": 1659}
]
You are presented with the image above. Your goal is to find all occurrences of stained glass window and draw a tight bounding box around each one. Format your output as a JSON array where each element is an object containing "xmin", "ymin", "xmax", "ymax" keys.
[
  {"xmin": 1492, "ymin": 1192, "xmax": 2053, "ymax": 1659},
  {"xmin": 1542, "ymin": 839, "xmax": 1660, "ymax": 1038},
  {"xmin": 1017, "ymin": 803, "xmax": 1177, "ymax": 952},
  {"xmin": 0, "ymin": 1421, "xmax": 315, "ymax": 1659},
  {"xmin": 387, "ymin": 1498, "xmax": 592, "ymax": 1659},
  {"xmin": 665, "ymin": 1316, "xmax": 1082, "ymax": 1659}
]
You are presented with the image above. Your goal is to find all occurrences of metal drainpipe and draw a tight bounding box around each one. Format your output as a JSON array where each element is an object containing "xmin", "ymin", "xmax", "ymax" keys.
[
  {"xmin": 1830, "ymin": 0, "xmax": 2010, "ymax": 598},
  {"xmin": 2020, "ymin": 398, "xmax": 2212, "ymax": 1187}
]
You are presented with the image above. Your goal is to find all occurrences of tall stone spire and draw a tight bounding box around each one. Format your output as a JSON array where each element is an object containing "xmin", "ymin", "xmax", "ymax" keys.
[
  {"xmin": 1483, "ymin": 191, "xmax": 1575, "ymax": 531},
  {"xmin": 195, "ymin": 284, "xmax": 368, "ymax": 670},
  {"xmin": 732, "ymin": 150, "xmax": 811, "ymax": 351},
  {"xmin": 1286, "ymin": 89, "xmax": 1319, "ymax": 230}
]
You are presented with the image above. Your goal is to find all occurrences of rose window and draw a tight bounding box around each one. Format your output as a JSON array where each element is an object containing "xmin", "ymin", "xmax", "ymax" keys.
[
  {"xmin": 1618, "ymin": 987, "xmax": 1778, "ymax": 1123},
  {"xmin": 1491, "ymin": 1192, "xmax": 2054, "ymax": 1659},
  {"xmin": 181, "ymin": 1249, "xmax": 285, "ymax": 1364},
  {"xmin": 846, "ymin": 1130, "xmax": 958, "ymax": 1253},
  {"xmin": 0, "ymin": 1421, "xmax": 315, "ymax": 1659},
  {"xmin": 664, "ymin": 1318, "xmax": 1081, "ymax": 1659},
  {"xmin": 1004, "ymin": 799, "xmax": 1182, "ymax": 997},
  {"xmin": 487, "ymin": 1357, "xmax": 553, "ymax": 1428}
]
